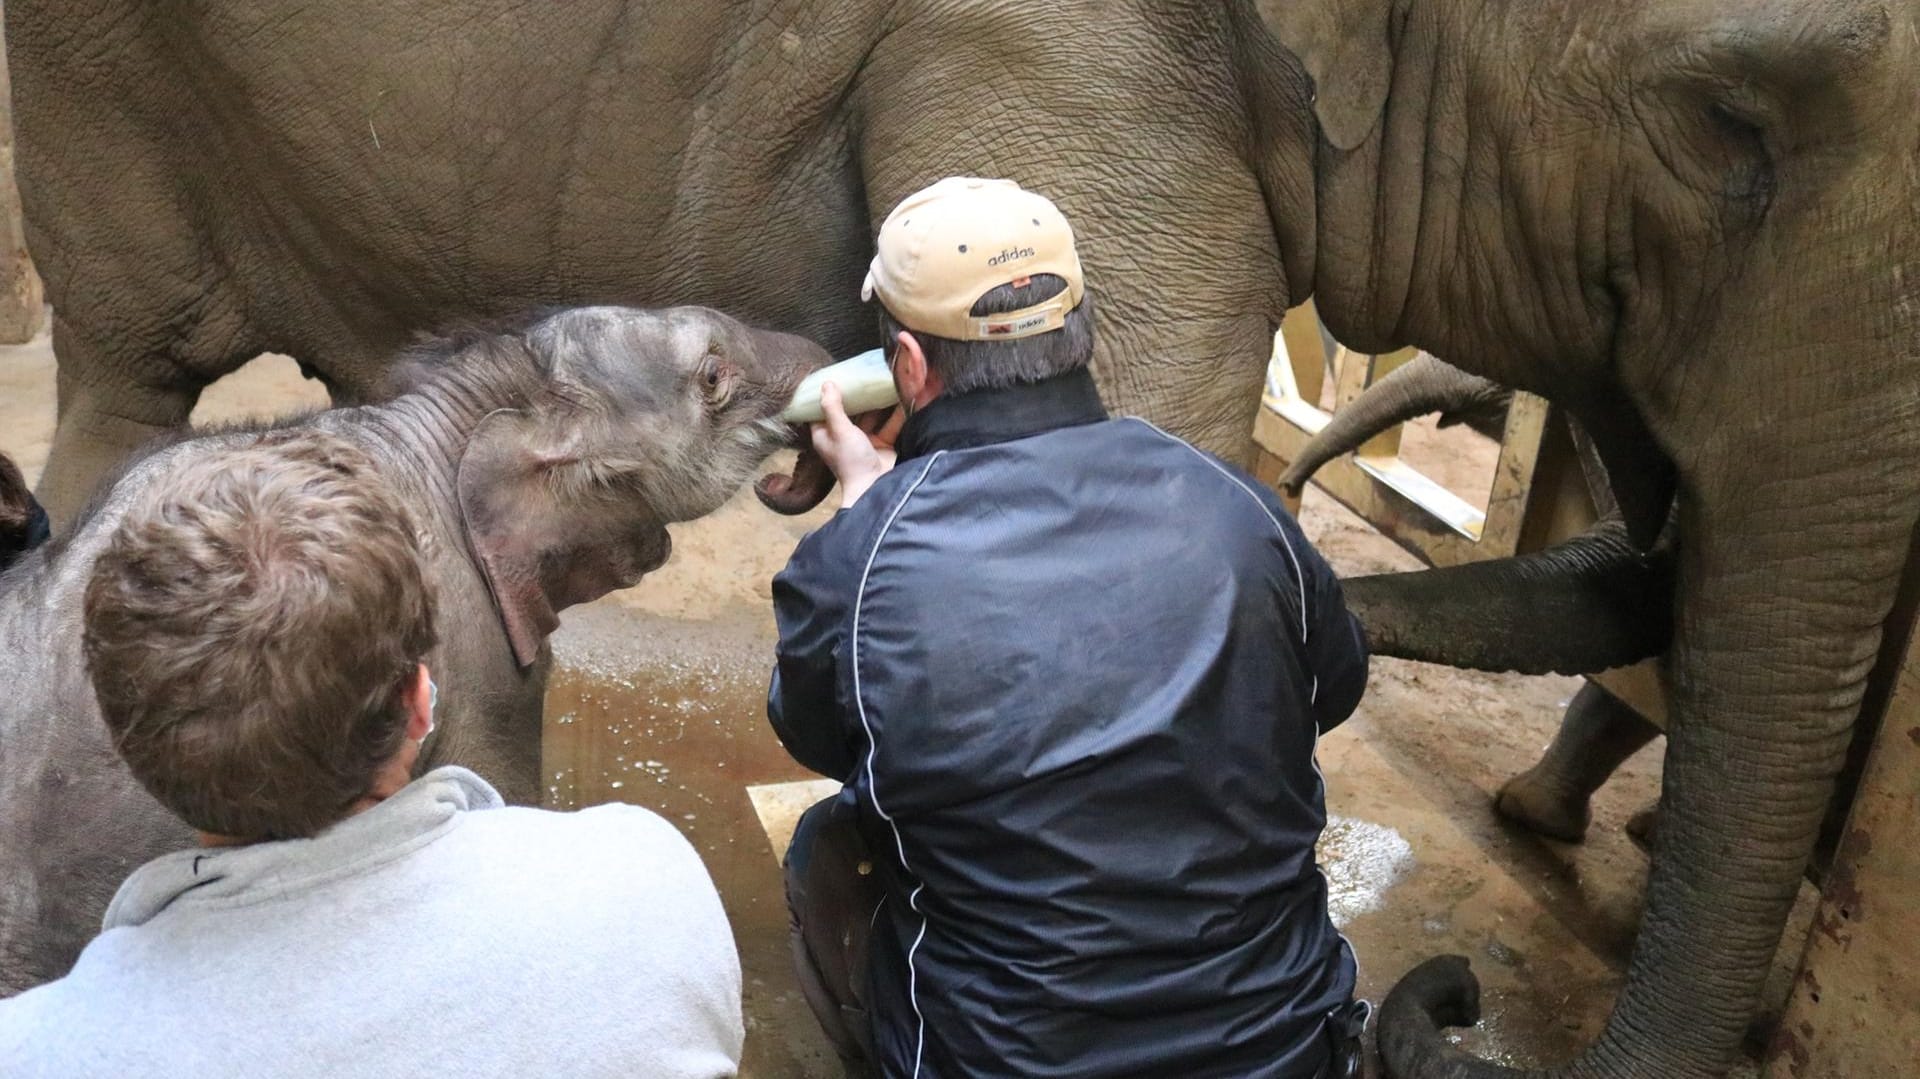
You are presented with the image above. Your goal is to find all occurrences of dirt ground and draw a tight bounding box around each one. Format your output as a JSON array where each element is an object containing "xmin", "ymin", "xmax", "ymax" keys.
[{"xmin": 4, "ymin": 327, "xmax": 1792, "ymax": 1077}]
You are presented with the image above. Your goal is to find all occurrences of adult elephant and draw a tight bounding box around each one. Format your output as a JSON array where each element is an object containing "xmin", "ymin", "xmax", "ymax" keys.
[
  {"xmin": 7, "ymin": 0, "xmax": 1315, "ymax": 522},
  {"xmin": 1260, "ymin": 0, "xmax": 1920, "ymax": 1077}
]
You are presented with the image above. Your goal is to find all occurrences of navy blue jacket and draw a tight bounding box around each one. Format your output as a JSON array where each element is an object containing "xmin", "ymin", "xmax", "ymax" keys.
[{"xmin": 770, "ymin": 368, "xmax": 1368, "ymax": 1078}]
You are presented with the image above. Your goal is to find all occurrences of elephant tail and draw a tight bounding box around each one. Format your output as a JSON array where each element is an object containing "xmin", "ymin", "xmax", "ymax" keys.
[
  {"xmin": 1378, "ymin": 956, "xmax": 1548, "ymax": 1079},
  {"xmin": 1277, "ymin": 353, "xmax": 1511, "ymax": 497}
]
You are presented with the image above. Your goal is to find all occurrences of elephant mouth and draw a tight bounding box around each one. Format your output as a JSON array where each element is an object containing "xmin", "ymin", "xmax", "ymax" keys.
[{"xmin": 775, "ymin": 418, "xmax": 809, "ymax": 450}]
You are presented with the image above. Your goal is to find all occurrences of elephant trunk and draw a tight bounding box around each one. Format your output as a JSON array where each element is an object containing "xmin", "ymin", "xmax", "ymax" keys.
[
  {"xmin": 1344, "ymin": 513, "xmax": 1672, "ymax": 675},
  {"xmin": 1380, "ymin": 472, "xmax": 1920, "ymax": 1079},
  {"xmin": 1278, "ymin": 353, "xmax": 1511, "ymax": 496},
  {"xmin": 1378, "ymin": 957, "xmax": 1548, "ymax": 1079},
  {"xmin": 754, "ymin": 442, "xmax": 838, "ymax": 515}
]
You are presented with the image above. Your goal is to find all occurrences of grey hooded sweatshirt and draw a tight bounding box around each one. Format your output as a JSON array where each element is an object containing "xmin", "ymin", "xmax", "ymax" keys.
[{"xmin": 0, "ymin": 767, "xmax": 742, "ymax": 1078}]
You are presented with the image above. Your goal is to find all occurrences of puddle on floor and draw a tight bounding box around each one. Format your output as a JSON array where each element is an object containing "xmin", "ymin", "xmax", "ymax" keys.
[
  {"xmin": 543, "ymin": 604, "xmax": 836, "ymax": 1079},
  {"xmin": 1321, "ymin": 814, "xmax": 1415, "ymax": 928}
]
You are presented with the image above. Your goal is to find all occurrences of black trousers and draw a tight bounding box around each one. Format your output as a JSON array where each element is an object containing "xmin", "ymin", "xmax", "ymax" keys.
[
  {"xmin": 783, "ymin": 796, "xmax": 1369, "ymax": 1079},
  {"xmin": 784, "ymin": 798, "xmax": 882, "ymax": 1077}
]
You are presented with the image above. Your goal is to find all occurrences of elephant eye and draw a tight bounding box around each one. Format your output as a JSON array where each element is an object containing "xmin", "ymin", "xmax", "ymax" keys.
[{"xmin": 701, "ymin": 360, "xmax": 733, "ymax": 405}]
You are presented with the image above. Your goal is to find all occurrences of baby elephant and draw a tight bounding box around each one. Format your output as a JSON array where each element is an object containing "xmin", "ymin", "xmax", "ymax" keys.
[{"xmin": 0, "ymin": 305, "xmax": 830, "ymax": 993}]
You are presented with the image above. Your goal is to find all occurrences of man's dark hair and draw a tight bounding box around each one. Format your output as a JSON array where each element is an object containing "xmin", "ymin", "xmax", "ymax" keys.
[
  {"xmin": 881, "ymin": 274, "xmax": 1096, "ymax": 395},
  {"xmin": 82, "ymin": 430, "xmax": 438, "ymax": 840},
  {"xmin": 0, "ymin": 452, "xmax": 49, "ymax": 573}
]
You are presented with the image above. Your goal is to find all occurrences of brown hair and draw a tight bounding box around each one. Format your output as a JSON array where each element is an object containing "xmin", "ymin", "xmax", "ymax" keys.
[
  {"xmin": 82, "ymin": 430, "xmax": 438, "ymax": 840},
  {"xmin": 1, "ymin": 451, "xmax": 43, "ymax": 569}
]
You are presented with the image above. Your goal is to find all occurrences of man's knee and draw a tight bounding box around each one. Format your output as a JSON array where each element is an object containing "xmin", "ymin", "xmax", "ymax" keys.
[
  {"xmin": 785, "ymin": 796, "xmax": 876, "ymax": 962},
  {"xmin": 784, "ymin": 797, "xmax": 879, "ymax": 1069},
  {"xmin": 783, "ymin": 797, "xmax": 841, "ymax": 882}
]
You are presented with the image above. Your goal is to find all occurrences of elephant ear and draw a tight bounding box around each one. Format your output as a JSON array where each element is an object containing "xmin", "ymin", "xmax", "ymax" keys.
[
  {"xmin": 1265, "ymin": 0, "xmax": 1396, "ymax": 151},
  {"xmin": 457, "ymin": 410, "xmax": 673, "ymax": 668}
]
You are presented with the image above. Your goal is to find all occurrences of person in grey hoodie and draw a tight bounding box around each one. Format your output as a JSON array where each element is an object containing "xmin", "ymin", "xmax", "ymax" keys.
[{"xmin": 0, "ymin": 431, "xmax": 743, "ymax": 1079}]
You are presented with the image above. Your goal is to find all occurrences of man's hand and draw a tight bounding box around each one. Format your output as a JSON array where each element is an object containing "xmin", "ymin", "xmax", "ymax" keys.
[{"xmin": 811, "ymin": 381, "xmax": 905, "ymax": 510}]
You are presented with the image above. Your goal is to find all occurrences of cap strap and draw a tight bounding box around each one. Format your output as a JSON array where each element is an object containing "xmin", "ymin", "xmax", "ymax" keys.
[{"xmin": 963, "ymin": 293, "xmax": 1077, "ymax": 341}]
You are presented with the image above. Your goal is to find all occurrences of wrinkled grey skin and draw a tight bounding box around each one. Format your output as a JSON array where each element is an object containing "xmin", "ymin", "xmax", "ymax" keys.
[
  {"xmin": 0, "ymin": 305, "xmax": 826, "ymax": 994},
  {"xmin": 1497, "ymin": 682, "xmax": 1664, "ymax": 845},
  {"xmin": 1263, "ymin": 0, "xmax": 1920, "ymax": 1076},
  {"xmin": 8, "ymin": 0, "xmax": 1317, "ymax": 523}
]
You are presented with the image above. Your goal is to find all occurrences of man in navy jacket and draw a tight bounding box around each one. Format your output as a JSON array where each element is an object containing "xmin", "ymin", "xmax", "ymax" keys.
[{"xmin": 771, "ymin": 177, "xmax": 1370, "ymax": 1078}]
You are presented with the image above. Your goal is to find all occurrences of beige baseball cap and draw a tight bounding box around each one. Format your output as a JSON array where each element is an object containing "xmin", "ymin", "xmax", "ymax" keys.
[{"xmin": 860, "ymin": 177, "xmax": 1085, "ymax": 342}]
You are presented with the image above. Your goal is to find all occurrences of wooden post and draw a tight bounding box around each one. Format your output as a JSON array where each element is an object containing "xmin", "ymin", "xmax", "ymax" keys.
[
  {"xmin": 1278, "ymin": 297, "xmax": 1330, "ymax": 413},
  {"xmin": 0, "ymin": 2, "xmax": 47, "ymax": 344}
]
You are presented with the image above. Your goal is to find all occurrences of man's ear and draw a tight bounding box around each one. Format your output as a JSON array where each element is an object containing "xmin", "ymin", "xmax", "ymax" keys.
[
  {"xmin": 403, "ymin": 664, "xmax": 433, "ymax": 742},
  {"xmin": 893, "ymin": 331, "xmax": 934, "ymax": 407},
  {"xmin": 456, "ymin": 410, "xmax": 673, "ymax": 668},
  {"xmin": 1264, "ymin": 0, "xmax": 1397, "ymax": 151}
]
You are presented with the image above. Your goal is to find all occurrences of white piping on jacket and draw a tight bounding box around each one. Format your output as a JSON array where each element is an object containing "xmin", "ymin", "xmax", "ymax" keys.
[{"xmin": 851, "ymin": 451, "xmax": 945, "ymax": 1079}]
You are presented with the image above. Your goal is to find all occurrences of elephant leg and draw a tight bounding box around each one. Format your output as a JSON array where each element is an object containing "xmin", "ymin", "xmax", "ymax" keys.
[
  {"xmin": 1381, "ymin": 480, "xmax": 1919, "ymax": 1078},
  {"xmin": 35, "ymin": 315, "xmax": 204, "ymax": 527},
  {"xmin": 14, "ymin": 74, "xmax": 266, "ymax": 528},
  {"xmin": 1495, "ymin": 681, "xmax": 1660, "ymax": 843}
]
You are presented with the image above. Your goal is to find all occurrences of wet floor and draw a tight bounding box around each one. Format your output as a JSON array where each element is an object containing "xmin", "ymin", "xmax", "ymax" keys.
[
  {"xmin": 543, "ymin": 605, "xmax": 841, "ymax": 1077},
  {"xmin": 539, "ymin": 563, "xmax": 1704, "ymax": 1077}
]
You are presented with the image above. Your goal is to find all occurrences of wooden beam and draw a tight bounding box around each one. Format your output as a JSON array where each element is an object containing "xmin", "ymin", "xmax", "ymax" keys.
[
  {"xmin": 1278, "ymin": 299, "xmax": 1330, "ymax": 411},
  {"xmin": 1252, "ymin": 387, "xmax": 1563, "ymax": 569}
]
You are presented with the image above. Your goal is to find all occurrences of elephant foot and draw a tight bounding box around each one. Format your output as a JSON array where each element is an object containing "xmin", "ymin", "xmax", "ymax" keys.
[
  {"xmin": 1625, "ymin": 803, "xmax": 1659, "ymax": 853},
  {"xmin": 1494, "ymin": 767, "xmax": 1591, "ymax": 843}
]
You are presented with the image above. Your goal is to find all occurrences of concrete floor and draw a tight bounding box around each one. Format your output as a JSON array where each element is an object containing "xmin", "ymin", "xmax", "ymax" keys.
[{"xmin": 5, "ymin": 328, "xmax": 1794, "ymax": 1076}]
